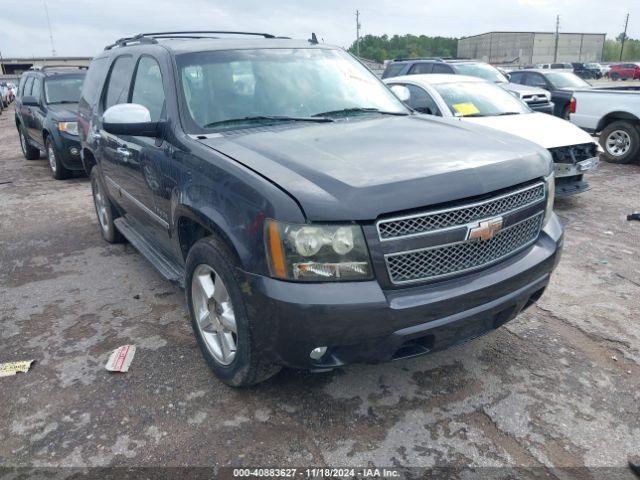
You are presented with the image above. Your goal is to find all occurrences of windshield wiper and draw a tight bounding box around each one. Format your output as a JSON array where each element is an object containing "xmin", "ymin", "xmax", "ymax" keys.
[
  {"xmin": 312, "ymin": 107, "xmax": 409, "ymax": 117},
  {"xmin": 48, "ymin": 100, "xmax": 78, "ymax": 104},
  {"xmin": 203, "ymin": 115, "xmax": 333, "ymax": 128},
  {"xmin": 495, "ymin": 112, "xmax": 521, "ymax": 116}
]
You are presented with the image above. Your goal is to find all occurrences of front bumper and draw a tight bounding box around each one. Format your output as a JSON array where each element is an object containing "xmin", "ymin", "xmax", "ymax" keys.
[
  {"xmin": 240, "ymin": 215, "xmax": 563, "ymax": 370},
  {"xmin": 528, "ymin": 102, "xmax": 554, "ymax": 115},
  {"xmin": 51, "ymin": 130, "xmax": 83, "ymax": 171},
  {"xmin": 553, "ymin": 156, "xmax": 598, "ymax": 197}
]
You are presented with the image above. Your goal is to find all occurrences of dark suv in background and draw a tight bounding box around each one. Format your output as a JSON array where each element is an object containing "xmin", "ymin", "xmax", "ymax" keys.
[
  {"xmin": 15, "ymin": 66, "xmax": 87, "ymax": 179},
  {"xmin": 382, "ymin": 58, "xmax": 554, "ymax": 114},
  {"xmin": 78, "ymin": 31, "xmax": 562, "ymax": 386}
]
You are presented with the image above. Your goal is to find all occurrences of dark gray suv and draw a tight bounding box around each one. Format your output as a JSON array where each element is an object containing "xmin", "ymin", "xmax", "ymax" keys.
[{"xmin": 78, "ymin": 32, "xmax": 563, "ymax": 386}]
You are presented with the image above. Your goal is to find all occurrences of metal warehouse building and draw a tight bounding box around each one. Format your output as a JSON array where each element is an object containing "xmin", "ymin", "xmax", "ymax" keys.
[{"xmin": 457, "ymin": 31, "xmax": 606, "ymax": 65}]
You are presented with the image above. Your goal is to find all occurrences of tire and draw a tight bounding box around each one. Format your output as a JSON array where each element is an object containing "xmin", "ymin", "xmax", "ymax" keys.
[
  {"xmin": 90, "ymin": 168, "xmax": 125, "ymax": 243},
  {"xmin": 599, "ymin": 121, "xmax": 640, "ymax": 164},
  {"xmin": 185, "ymin": 236, "xmax": 281, "ymax": 387},
  {"xmin": 19, "ymin": 125, "xmax": 40, "ymax": 160},
  {"xmin": 611, "ymin": 73, "xmax": 620, "ymax": 81},
  {"xmin": 45, "ymin": 137, "xmax": 70, "ymax": 180}
]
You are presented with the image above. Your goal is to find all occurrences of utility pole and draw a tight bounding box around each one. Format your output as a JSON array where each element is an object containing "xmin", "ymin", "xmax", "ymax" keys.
[
  {"xmin": 620, "ymin": 13, "xmax": 630, "ymax": 61},
  {"xmin": 355, "ymin": 10, "xmax": 361, "ymax": 57},
  {"xmin": 42, "ymin": 0, "xmax": 56, "ymax": 57},
  {"xmin": 553, "ymin": 15, "xmax": 560, "ymax": 63},
  {"xmin": 0, "ymin": 50, "xmax": 5, "ymax": 75}
]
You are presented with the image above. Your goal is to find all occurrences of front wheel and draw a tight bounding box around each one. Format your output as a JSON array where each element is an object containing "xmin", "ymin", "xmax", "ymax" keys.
[
  {"xmin": 46, "ymin": 137, "xmax": 70, "ymax": 180},
  {"xmin": 186, "ymin": 236, "xmax": 280, "ymax": 387},
  {"xmin": 90, "ymin": 168, "xmax": 125, "ymax": 243},
  {"xmin": 599, "ymin": 121, "xmax": 640, "ymax": 164}
]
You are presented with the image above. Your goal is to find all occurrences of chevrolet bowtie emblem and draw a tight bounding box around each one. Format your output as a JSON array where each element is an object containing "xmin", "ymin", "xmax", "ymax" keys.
[{"xmin": 468, "ymin": 217, "xmax": 504, "ymax": 242}]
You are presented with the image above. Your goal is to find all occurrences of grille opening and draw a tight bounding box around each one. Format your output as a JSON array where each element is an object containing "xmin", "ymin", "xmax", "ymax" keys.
[{"xmin": 392, "ymin": 335, "xmax": 434, "ymax": 360}]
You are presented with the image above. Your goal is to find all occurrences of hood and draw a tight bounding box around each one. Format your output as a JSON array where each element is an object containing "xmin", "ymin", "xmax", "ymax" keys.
[
  {"xmin": 47, "ymin": 103, "xmax": 79, "ymax": 121},
  {"xmin": 197, "ymin": 115, "xmax": 551, "ymax": 221},
  {"xmin": 463, "ymin": 112, "xmax": 596, "ymax": 150},
  {"xmin": 501, "ymin": 83, "xmax": 549, "ymax": 97}
]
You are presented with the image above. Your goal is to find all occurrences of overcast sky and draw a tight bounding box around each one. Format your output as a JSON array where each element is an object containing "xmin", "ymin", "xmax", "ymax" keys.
[{"xmin": 1, "ymin": 0, "xmax": 637, "ymax": 58}]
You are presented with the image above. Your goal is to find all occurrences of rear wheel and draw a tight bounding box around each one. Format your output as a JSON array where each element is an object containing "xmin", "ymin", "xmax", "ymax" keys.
[
  {"xmin": 19, "ymin": 126, "xmax": 40, "ymax": 160},
  {"xmin": 46, "ymin": 137, "xmax": 70, "ymax": 180},
  {"xmin": 611, "ymin": 72, "xmax": 620, "ymax": 81},
  {"xmin": 599, "ymin": 121, "xmax": 640, "ymax": 164},
  {"xmin": 186, "ymin": 236, "xmax": 281, "ymax": 387},
  {"xmin": 90, "ymin": 168, "xmax": 125, "ymax": 243}
]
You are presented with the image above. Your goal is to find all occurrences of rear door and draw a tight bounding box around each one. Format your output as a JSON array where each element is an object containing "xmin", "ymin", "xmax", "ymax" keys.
[{"xmin": 27, "ymin": 77, "xmax": 45, "ymax": 146}]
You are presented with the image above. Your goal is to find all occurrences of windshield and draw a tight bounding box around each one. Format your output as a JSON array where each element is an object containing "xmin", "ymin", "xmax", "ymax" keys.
[
  {"xmin": 453, "ymin": 63, "xmax": 508, "ymax": 83},
  {"xmin": 545, "ymin": 72, "xmax": 591, "ymax": 88},
  {"xmin": 434, "ymin": 81, "xmax": 530, "ymax": 117},
  {"xmin": 176, "ymin": 48, "xmax": 407, "ymax": 130},
  {"xmin": 44, "ymin": 76, "xmax": 84, "ymax": 103}
]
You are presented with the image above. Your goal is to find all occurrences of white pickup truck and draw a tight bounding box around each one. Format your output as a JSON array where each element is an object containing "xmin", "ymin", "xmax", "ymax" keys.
[{"xmin": 570, "ymin": 86, "xmax": 640, "ymax": 164}]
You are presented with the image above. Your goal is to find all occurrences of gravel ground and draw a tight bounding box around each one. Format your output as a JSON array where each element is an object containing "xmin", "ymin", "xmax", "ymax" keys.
[{"xmin": 0, "ymin": 104, "xmax": 639, "ymax": 478}]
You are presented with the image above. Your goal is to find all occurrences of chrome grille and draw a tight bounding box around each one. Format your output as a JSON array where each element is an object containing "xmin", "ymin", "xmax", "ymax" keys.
[
  {"xmin": 386, "ymin": 212, "xmax": 544, "ymax": 284},
  {"xmin": 377, "ymin": 183, "xmax": 545, "ymax": 240}
]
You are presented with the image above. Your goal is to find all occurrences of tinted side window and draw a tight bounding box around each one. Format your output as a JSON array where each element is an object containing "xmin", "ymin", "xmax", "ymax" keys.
[
  {"xmin": 404, "ymin": 84, "xmax": 440, "ymax": 115},
  {"xmin": 131, "ymin": 56, "xmax": 166, "ymax": 121},
  {"xmin": 524, "ymin": 73, "xmax": 547, "ymax": 88},
  {"xmin": 18, "ymin": 75, "xmax": 28, "ymax": 97},
  {"xmin": 382, "ymin": 63, "xmax": 405, "ymax": 79},
  {"xmin": 31, "ymin": 78, "xmax": 43, "ymax": 101},
  {"xmin": 103, "ymin": 55, "xmax": 134, "ymax": 110},
  {"xmin": 409, "ymin": 63, "xmax": 433, "ymax": 75},
  {"xmin": 80, "ymin": 57, "xmax": 109, "ymax": 107},
  {"xmin": 23, "ymin": 76, "xmax": 34, "ymax": 97},
  {"xmin": 432, "ymin": 64, "xmax": 454, "ymax": 74}
]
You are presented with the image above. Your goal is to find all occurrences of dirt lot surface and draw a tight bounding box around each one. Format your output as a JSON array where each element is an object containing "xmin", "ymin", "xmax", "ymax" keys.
[{"xmin": 1, "ymin": 104, "xmax": 639, "ymax": 478}]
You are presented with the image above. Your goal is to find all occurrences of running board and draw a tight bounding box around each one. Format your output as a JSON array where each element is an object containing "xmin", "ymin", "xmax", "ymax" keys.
[{"xmin": 114, "ymin": 217, "xmax": 185, "ymax": 288}]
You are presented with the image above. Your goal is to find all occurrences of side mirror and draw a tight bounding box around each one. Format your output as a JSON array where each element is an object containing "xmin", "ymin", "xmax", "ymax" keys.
[
  {"xmin": 390, "ymin": 85, "xmax": 410, "ymax": 102},
  {"xmin": 102, "ymin": 103, "xmax": 162, "ymax": 137},
  {"xmin": 22, "ymin": 95, "xmax": 39, "ymax": 107},
  {"xmin": 416, "ymin": 107, "xmax": 432, "ymax": 115}
]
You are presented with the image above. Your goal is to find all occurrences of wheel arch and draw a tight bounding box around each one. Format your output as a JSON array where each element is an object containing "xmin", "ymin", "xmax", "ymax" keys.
[{"xmin": 597, "ymin": 112, "xmax": 640, "ymax": 132}]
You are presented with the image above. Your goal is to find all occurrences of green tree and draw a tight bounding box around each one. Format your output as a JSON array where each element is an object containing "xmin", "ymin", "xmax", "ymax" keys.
[
  {"xmin": 348, "ymin": 34, "xmax": 458, "ymax": 63},
  {"xmin": 603, "ymin": 38, "xmax": 640, "ymax": 61}
]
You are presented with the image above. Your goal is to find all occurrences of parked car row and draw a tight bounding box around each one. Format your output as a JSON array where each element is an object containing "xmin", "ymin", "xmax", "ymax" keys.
[
  {"xmin": 13, "ymin": 31, "xmax": 634, "ymax": 386},
  {"xmin": 0, "ymin": 81, "xmax": 17, "ymax": 113}
]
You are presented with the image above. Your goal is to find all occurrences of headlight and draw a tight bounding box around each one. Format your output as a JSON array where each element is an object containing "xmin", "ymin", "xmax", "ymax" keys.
[
  {"xmin": 58, "ymin": 121, "xmax": 78, "ymax": 136},
  {"xmin": 544, "ymin": 172, "xmax": 555, "ymax": 226},
  {"xmin": 265, "ymin": 220, "xmax": 372, "ymax": 281}
]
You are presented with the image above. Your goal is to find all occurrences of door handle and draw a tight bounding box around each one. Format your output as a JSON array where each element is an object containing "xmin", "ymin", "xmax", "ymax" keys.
[{"xmin": 116, "ymin": 147, "xmax": 132, "ymax": 159}]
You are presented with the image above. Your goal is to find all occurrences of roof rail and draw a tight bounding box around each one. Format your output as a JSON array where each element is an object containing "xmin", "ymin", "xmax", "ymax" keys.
[
  {"xmin": 40, "ymin": 65, "xmax": 88, "ymax": 71},
  {"xmin": 393, "ymin": 57, "xmax": 444, "ymax": 62},
  {"xmin": 104, "ymin": 31, "xmax": 278, "ymax": 50}
]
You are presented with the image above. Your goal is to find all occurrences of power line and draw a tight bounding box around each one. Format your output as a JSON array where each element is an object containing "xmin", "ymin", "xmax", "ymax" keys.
[
  {"xmin": 620, "ymin": 13, "xmax": 630, "ymax": 61},
  {"xmin": 42, "ymin": 0, "xmax": 56, "ymax": 57}
]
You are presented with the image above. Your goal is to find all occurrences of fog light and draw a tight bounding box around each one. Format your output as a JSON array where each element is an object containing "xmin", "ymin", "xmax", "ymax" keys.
[
  {"xmin": 69, "ymin": 147, "xmax": 79, "ymax": 156},
  {"xmin": 310, "ymin": 346, "xmax": 327, "ymax": 360}
]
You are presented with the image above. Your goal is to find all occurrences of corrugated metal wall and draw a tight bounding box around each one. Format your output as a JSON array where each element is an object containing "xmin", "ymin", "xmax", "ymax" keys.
[{"xmin": 457, "ymin": 32, "xmax": 605, "ymax": 64}]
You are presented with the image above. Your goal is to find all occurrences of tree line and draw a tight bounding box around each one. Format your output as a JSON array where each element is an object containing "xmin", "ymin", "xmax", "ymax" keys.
[{"xmin": 348, "ymin": 34, "xmax": 639, "ymax": 63}]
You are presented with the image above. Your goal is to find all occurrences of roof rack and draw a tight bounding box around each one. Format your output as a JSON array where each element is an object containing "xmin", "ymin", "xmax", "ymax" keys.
[
  {"xmin": 393, "ymin": 57, "xmax": 444, "ymax": 62},
  {"xmin": 104, "ymin": 31, "xmax": 278, "ymax": 50},
  {"xmin": 40, "ymin": 65, "xmax": 88, "ymax": 71}
]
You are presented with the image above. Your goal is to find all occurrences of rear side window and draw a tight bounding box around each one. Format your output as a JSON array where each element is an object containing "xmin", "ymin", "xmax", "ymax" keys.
[
  {"xmin": 23, "ymin": 76, "xmax": 34, "ymax": 97},
  {"xmin": 18, "ymin": 75, "xmax": 28, "ymax": 97},
  {"xmin": 31, "ymin": 78, "xmax": 43, "ymax": 101},
  {"xmin": 432, "ymin": 64, "xmax": 454, "ymax": 74},
  {"xmin": 80, "ymin": 57, "xmax": 109, "ymax": 107},
  {"xmin": 131, "ymin": 56, "xmax": 166, "ymax": 121},
  {"xmin": 382, "ymin": 63, "xmax": 405, "ymax": 79},
  {"xmin": 103, "ymin": 55, "xmax": 134, "ymax": 110},
  {"xmin": 409, "ymin": 63, "xmax": 433, "ymax": 75}
]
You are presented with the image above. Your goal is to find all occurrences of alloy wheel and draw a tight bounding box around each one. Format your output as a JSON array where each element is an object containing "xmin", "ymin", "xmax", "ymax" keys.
[
  {"xmin": 605, "ymin": 130, "xmax": 631, "ymax": 157},
  {"xmin": 47, "ymin": 144, "xmax": 57, "ymax": 172},
  {"xmin": 19, "ymin": 131, "xmax": 27, "ymax": 155},
  {"xmin": 191, "ymin": 264, "xmax": 238, "ymax": 365},
  {"xmin": 91, "ymin": 176, "xmax": 109, "ymax": 232}
]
